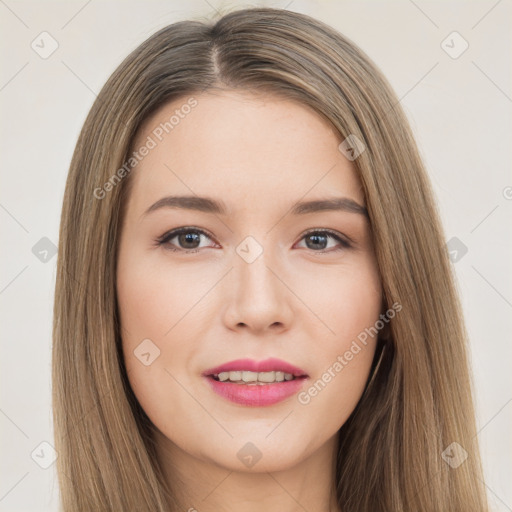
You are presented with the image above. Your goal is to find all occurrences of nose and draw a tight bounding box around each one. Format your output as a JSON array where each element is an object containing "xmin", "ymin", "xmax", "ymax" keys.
[{"xmin": 222, "ymin": 248, "xmax": 294, "ymax": 334}]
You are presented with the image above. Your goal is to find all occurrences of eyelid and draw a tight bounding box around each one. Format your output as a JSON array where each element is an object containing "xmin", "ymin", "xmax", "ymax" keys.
[
  {"xmin": 156, "ymin": 226, "xmax": 217, "ymax": 247},
  {"xmin": 300, "ymin": 227, "xmax": 354, "ymax": 246},
  {"xmin": 156, "ymin": 226, "xmax": 352, "ymax": 253}
]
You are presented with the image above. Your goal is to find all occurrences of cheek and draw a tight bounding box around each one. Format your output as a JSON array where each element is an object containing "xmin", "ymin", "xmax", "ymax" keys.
[
  {"xmin": 296, "ymin": 251, "xmax": 382, "ymax": 346},
  {"xmin": 292, "ymin": 255, "xmax": 382, "ymax": 420},
  {"xmin": 116, "ymin": 253, "xmax": 210, "ymax": 342},
  {"xmin": 116, "ymin": 251, "xmax": 217, "ymax": 407},
  {"xmin": 116, "ymin": 253, "xmax": 205, "ymax": 439}
]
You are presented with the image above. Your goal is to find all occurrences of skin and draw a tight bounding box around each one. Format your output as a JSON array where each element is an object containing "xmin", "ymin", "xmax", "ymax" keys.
[{"xmin": 116, "ymin": 89, "xmax": 384, "ymax": 512}]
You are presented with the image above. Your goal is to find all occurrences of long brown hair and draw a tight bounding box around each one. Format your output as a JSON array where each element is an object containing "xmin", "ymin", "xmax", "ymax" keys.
[{"xmin": 53, "ymin": 7, "xmax": 489, "ymax": 511}]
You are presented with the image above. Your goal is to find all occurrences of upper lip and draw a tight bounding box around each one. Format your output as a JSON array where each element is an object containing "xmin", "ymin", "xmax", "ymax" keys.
[{"xmin": 202, "ymin": 358, "xmax": 308, "ymax": 377}]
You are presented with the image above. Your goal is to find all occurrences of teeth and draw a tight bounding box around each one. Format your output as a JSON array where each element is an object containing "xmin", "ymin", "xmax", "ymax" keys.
[
  {"xmin": 215, "ymin": 370, "xmax": 296, "ymax": 384},
  {"xmin": 242, "ymin": 371, "xmax": 258, "ymax": 382},
  {"xmin": 258, "ymin": 371, "xmax": 278, "ymax": 383}
]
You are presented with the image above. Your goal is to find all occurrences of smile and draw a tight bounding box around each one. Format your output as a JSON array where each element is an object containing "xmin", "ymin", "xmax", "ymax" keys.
[
  {"xmin": 202, "ymin": 358, "xmax": 309, "ymax": 406},
  {"xmin": 212, "ymin": 370, "xmax": 296, "ymax": 384}
]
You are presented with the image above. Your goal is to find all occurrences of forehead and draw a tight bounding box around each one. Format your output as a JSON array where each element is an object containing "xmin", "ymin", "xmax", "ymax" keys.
[{"xmin": 126, "ymin": 90, "xmax": 365, "ymax": 216}]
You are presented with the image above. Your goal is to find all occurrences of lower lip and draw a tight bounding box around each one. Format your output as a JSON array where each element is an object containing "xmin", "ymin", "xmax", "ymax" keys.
[{"xmin": 204, "ymin": 376, "xmax": 308, "ymax": 406}]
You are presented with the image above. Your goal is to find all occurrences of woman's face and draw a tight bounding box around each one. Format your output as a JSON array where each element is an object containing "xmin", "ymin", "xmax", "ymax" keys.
[{"xmin": 116, "ymin": 90, "xmax": 383, "ymax": 473}]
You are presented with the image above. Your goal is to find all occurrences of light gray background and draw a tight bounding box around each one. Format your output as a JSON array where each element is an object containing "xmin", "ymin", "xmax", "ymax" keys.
[{"xmin": 1, "ymin": 1, "xmax": 511, "ymax": 510}]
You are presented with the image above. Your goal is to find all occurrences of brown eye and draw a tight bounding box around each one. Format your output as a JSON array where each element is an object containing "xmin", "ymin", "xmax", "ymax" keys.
[
  {"xmin": 296, "ymin": 230, "xmax": 351, "ymax": 253},
  {"xmin": 157, "ymin": 227, "xmax": 215, "ymax": 252},
  {"xmin": 156, "ymin": 227, "xmax": 351, "ymax": 254}
]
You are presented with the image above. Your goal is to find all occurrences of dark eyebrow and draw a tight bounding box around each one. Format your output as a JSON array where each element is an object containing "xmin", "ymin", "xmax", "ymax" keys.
[{"xmin": 142, "ymin": 195, "xmax": 369, "ymax": 218}]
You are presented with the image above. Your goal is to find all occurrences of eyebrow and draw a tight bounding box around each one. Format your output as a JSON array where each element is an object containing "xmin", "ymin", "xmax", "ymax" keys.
[{"xmin": 142, "ymin": 195, "xmax": 369, "ymax": 218}]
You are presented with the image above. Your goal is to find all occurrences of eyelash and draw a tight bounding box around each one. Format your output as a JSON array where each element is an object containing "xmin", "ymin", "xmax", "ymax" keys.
[{"xmin": 155, "ymin": 227, "xmax": 352, "ymax": 254}]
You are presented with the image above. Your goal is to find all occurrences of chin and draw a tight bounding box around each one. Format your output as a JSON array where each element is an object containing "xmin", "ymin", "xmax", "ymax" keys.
[{"xmin": 195, "ymin": 432, "xmax": 317, "ymax": 473}]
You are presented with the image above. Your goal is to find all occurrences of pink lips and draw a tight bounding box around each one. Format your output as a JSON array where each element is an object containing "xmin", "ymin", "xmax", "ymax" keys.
[
  {"xmin": 202, "ymin": 358, "xmax": 309, "ymax": 407},
  {"xmin": 202, "ymin": 357, "xmax": 308, "ymax": 377}
]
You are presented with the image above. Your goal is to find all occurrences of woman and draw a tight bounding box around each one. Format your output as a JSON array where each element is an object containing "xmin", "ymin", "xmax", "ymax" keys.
[{"xmin": 52, "ymin": 7, "xmax": 489, "ymax": 511}]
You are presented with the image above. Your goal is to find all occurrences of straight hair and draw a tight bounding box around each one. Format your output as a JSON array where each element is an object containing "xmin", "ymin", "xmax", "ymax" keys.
[{"xmin": 53, "ymin": 7, "xmax": 489, "ymax": 511}]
